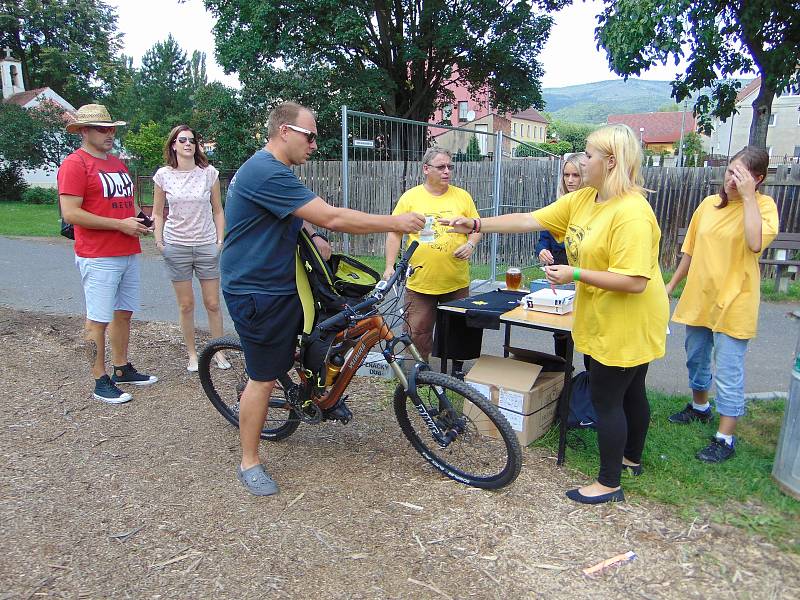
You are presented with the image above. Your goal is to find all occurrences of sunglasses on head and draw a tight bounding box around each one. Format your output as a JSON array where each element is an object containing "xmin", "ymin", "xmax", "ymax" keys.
[
  {"xmin": 176, "ymin": 136, "xmax": 196, "ymax": 144},
  {"xmin": 90, "ymin": 125, "xmax": 116, "ymax": 134},
  {"xmin": 285, "ymin": 123, "xmax": 317, "ymax": 144}
]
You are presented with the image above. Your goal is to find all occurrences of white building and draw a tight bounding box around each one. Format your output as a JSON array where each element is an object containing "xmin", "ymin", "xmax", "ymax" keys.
[
  {"xmin": 1, "ymin": 49, "xmax": 76, "ymax": 187},
  {"xmin": 710, "ymin": 77, "xmax": 800, "ymax": 162}
]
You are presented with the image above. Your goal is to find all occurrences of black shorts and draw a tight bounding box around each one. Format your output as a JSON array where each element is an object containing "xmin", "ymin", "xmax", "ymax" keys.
[{"xmin": 223, "ymin": 292, "xmax": 302, "ymax": 381}]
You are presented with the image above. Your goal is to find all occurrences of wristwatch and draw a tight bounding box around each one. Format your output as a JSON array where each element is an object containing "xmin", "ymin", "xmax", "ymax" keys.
[{"xmin": 310, "ymin": 232, "xmax": 328, "ymax": 242}]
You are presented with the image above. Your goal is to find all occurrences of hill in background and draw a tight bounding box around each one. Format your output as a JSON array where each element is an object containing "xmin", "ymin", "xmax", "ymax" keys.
[{"xmin": 542, "ymin": 79, "xmax": 752, "ymax": 124}]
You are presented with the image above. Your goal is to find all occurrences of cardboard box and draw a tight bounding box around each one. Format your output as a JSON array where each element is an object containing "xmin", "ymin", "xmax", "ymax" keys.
[
  {"xmin": 355, "ymin": 352, "xmax": 394, "ymax": 379},
  {"xmin": 464, "ymin": 355, "xmax": 563, "ymax": 445}
]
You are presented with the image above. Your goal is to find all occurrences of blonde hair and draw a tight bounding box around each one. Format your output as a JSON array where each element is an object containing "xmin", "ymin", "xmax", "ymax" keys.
[
  {"xmin": 557, "ymin": 152, "xmax": 586, "ymax": 197},
  {"xmin": 585, "ymin": 124, "xmax": 644, "ymax": 199}
]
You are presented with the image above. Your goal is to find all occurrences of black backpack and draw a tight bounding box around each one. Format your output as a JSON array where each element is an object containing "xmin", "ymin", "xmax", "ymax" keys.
[
  {"xmin": 566, "ymin": 371, "xmax": 598, "ymax": 429},
  {"xmin": 296, "ymin": 229, "xmax": 380, "ymax": 393}
]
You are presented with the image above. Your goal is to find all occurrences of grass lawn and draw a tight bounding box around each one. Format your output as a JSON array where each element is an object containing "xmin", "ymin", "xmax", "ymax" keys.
[
  {"xmin": 535, "ymin": 393, "xmax": 800, "ymax": 551},
  {"xmin": 0, "ymin": 201, "xmax": 60, "ymax": 237}
]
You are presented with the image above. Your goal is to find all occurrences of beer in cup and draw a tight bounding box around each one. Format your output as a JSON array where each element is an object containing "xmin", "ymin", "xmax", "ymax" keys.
[{"xmin": 505, "ymin": 267, "xmax": 522, "ymax": 291}]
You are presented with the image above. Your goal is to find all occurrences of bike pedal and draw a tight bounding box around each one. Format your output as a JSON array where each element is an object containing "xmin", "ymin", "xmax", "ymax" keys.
[{"xmin": 323, "ymin": 395, "xmax": 353, "ymax": 424}]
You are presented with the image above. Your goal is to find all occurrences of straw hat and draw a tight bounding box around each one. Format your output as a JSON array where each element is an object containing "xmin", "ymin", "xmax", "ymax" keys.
[{"xmin": 65, "ymin": 104, "xmax": 126, "ymax": 133}]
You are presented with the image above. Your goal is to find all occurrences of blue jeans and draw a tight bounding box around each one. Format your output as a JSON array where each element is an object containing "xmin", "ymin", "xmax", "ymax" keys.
[{"xmin": 684, "ymin": 325, "xmax": 749, "ymax": 417}]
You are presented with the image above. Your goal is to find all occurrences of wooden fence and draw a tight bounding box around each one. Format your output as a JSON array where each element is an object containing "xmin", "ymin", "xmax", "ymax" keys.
[{"xmin": 136, "ymin": 160, "xmax": 800, "ymax": 271}]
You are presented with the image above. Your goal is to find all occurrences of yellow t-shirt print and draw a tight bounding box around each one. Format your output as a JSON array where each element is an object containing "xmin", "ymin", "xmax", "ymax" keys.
[{"xmin": 392, "ymin": 184, "xmax": 480, "ymax": 295}]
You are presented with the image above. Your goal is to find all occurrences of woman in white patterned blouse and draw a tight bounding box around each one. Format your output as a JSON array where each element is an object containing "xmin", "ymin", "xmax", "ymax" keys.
[{"xmin": 153, "ymin": 125, "xmax": 229, "ymax": 372}]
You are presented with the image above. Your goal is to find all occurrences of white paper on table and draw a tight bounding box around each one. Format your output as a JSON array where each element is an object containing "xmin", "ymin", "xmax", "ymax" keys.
[{"xmin": 498, "ymin": 388, "xmax": 525, "ymax": 413}]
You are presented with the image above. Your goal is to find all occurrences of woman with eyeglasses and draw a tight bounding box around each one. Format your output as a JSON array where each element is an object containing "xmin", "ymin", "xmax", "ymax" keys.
[
  {"xmin": 153, "ymin": 125, "xmax": 229, "ymax": 372},
  {"xmin": 443, "ymin": 124, "xmax": 669, "ymax": 505}
]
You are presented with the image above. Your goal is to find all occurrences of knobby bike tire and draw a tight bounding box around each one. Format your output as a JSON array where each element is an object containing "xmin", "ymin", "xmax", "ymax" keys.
[
  {"xmin": 393, "ymin": 371, "xmax": 522, "ymax": 489},
  {"xmin": 198, "ymin": 336, "xmax": 302, "ymax": 441}
]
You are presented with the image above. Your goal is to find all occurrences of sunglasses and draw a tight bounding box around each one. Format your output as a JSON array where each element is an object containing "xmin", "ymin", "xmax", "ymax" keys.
[
  {"xmin": 176, "ymin": 136, "xmax": 196, "ymax": 145},
  {"xmin": 428, "ymin": 163, "xmax": 455, "ymax": 172},
  {"xmin": 90, "ymin": 126, "xmax": 116, "ymax": 134},
  {"xmin": 285, "ymin": 124, "xmax": 317, "ymax": 144}
]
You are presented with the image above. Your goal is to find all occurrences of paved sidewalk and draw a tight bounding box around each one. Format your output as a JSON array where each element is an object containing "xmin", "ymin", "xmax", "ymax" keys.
[{"xmin": 1, "ymin": 235, "xmax": 797, "ymax": 395}]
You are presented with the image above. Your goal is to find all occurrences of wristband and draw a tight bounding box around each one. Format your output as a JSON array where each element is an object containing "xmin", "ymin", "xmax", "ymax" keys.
[{"xmin": 573, "ymin": 268, "xmax": 581, "ymax": 282}]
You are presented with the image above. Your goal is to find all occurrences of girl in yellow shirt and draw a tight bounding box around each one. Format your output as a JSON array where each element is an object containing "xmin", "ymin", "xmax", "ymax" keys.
[
  {"xmin": 666, "ymin": 146, "xmax": 778, "ymax": 463},
  {"xmin": 444, "ymin": 124, "xmax": 669, "ymax": 505}
]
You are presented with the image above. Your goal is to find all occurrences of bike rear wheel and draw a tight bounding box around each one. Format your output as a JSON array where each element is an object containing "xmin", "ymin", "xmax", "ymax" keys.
[
  {"xmin": 198, "ymin": 336, "xmax": 302, "ymax": 441},
  {"xmin": 394, "ymin": 370, "xmax": 522, "ymax": 489}
]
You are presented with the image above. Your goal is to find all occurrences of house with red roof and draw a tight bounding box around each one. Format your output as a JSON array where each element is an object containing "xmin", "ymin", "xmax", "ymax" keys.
[
  {"xmin": 709, "ymin": 77, "xmax": 800, "ymax": 162},
  {"xmin": 607, "ymin": 111, "xmax": 697, "ymax": 155},
  {"xmin": 1, "ymin": 49, "xmax": 76, "ymax": 187}
]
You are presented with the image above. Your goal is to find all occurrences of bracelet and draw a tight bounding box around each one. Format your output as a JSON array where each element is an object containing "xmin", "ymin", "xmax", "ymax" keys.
[
  {"xmin": 466, "ymin": 241, "xmax": 475, "ymax": 249},
  {"xmin": 470, "ymin": 218, "xmax": 481, "ymax": 233},
  {"xmin": 573, "ymin": 267, "xmax": 581, "ymax": 282}
]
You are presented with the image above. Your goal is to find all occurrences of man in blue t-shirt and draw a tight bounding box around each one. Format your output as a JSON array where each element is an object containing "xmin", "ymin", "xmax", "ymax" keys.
[{"xmin": 221, "ymin": 101, "xmax": 425, "ymax": 497}]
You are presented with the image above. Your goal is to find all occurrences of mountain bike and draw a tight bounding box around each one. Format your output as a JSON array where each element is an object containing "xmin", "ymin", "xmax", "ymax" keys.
[{"xmin": 198, "ymin": 242, "xmax": 522, "ymax": 489}]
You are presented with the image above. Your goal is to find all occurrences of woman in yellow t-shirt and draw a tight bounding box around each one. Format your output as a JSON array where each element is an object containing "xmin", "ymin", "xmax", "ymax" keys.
[
  {"xmin": 444, "ymin": 124, "xmax": 669, "ymax": 505},
  {"xmin": 665, "ymin": 146, "xmax": 778, "ymax": 463}
]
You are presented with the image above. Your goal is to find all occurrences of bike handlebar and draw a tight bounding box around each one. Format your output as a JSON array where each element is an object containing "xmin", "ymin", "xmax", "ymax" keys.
[{"xmin": 316, "ymin": 241, "xmax": 419, "ymax": 332}]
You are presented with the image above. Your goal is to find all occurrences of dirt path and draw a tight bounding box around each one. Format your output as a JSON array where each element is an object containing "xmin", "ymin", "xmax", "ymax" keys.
[{"xmin": 0, "ymin": 307, "xmax": 797, "ymax": 599}]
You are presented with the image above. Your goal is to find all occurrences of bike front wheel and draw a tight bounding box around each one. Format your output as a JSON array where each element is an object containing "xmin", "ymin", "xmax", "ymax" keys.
[
  {"xmin": 394, "ymin": 371, "xmax": 522, "ymax": 489},
  {"xmin": 198, "ymin": 336, "xmax": 302, "ymax": 441}
]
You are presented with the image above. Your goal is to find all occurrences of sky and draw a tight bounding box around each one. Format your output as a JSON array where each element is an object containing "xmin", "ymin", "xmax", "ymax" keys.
[{"xmin": 107, "ymin": 0, "xmax": 690, "ymax": 90}]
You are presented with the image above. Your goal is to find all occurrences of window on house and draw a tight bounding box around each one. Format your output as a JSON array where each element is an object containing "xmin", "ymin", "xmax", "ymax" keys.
[
  {"xmin": 9, "ymin": 65, "xmax": 19, "ymax": 87},
  {"xmin": 768, "ymin": 114, "xmax": 776, "ymax": 126},
  {"xmin": 458, "ymin": 101, "xmax": 468, "ymax": 122},
  {"xmin": 512, "ymin": 123, "xmax": 517, "ymax": 136},
  {"xmin": 442, "ymin": 104, "xmax": 452, "ymax": 120}
]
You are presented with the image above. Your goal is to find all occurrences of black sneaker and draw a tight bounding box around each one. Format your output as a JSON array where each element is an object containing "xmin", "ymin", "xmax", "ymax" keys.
[
  {"xmin": 668, "ymin": 403, "xmax": 712, "ymax": 424},
  {"xmin": 696, "ymin": 437, "xmax": 735, "ymax": 463},
  {"xmin": 93, "ymin": 374, "xmax": 133, "ymax": 404},
  {"xmin": 111, "ymin": 363, "xmax": 158, "ymax": 386}
]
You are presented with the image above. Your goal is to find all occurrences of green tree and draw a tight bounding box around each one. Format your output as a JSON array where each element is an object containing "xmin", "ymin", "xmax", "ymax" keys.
[
  {"xmin": 137, "ymin": 35, "xmax": 192, "ymax": 128},
  {"xmin": 192, "ymin": 82, "xmax": 261, "ymax": 170},
  {"xmin": 596, "ymin": 0, "xmax": 800, "ymax": 148},
  {"xmin": 204, "ymin": 0, "xmax": 568, "ymax": 125},
  {"xmin": 0, "ymin": 101, "xmax": 78, "ymax": 171},
  {"xmin": 464, "ymin": 135, "xmax": 482, "ymax": 160},
  {"xmin": 189, "ymin": 51, "xmax": 207, "ymax": 91},
  {"xmin": 124, "ymin": 121, "xmax": 170, "ymax": 173},
  {"xmin": 548, "ymin": 120, "xmax": 596, "ymax": 153},
  {"xmin": 0, "ymin": 0, "xmax": 123, "ymax": 105},
  {"xmin": 680, "ymin": 131, "xmax": 703, "ymax": 162}
]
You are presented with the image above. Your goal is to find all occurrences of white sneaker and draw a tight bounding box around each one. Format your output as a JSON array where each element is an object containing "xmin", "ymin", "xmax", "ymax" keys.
[{"xmin": 187, "ymin": 357, "xmax": 199, "ymax": 372}]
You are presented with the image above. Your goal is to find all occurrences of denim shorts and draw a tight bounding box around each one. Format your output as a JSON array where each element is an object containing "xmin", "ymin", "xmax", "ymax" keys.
[
  {"xmin": 684, "ymin": 325, "xmax": 750, "ymax": 417},
  {"xmin": 223, "ymin": 292, "xmax": 302, "ymax": 382},
  {"xmin": 162, "ymin": 242, "xmax": 220, "ymax": 281},
  {"xmin": 75, "ymin": 254, "xmax": 141, "ymax": 323}
]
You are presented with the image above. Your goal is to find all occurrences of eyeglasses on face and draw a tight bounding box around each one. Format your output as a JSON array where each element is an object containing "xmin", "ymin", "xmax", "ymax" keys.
[
  {"xmin": 176, "ymin": 136, "xmax": 196, "ymax": 144},
  {"xmin": 427, "ymin": 163, "xmax": 454, "ymax": 172},
  {"xmin": 90, "ymin": 126, "xmax": 116, "ymax": 134},
  {"xmin": 285, "ymin": 123, "xmax": 317, "ymax": 144}
]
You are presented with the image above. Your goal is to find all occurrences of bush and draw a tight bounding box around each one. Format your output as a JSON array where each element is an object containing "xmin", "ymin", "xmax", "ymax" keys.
[
  {"xmin": 21, "ymin": 186, "xmax": 58, "ymax": 205},
  {"xmin": 0, "ymin": 163, "xmax": 28, "ymax": 200}
]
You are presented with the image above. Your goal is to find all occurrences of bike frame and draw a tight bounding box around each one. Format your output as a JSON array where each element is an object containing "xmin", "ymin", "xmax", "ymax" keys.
[{"xmin": 299, "ymin": 313, "xmax": 424, "ymax": 411}]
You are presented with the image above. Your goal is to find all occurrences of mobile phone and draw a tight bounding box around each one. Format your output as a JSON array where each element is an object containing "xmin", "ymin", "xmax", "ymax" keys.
[{"xmin": 137, "ymin": 211, "xmax": 154, "ymax": 228}]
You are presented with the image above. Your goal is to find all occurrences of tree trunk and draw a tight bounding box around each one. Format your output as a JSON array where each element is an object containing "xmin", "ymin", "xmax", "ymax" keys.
[{"xmin": 748, "ymin": 78, "xmax": 775, "ymax": 149}]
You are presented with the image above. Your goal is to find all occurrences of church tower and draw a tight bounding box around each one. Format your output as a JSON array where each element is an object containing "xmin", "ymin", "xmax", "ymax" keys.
[{"xmin": 1, "ymin": 48, "xmax": 25, "ymax": 100}]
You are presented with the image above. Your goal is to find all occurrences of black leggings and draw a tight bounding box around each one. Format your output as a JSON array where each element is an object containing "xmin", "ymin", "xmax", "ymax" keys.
[{"xmin": 586, "ymin": 356, "xmax": 650, "ymax": 488}]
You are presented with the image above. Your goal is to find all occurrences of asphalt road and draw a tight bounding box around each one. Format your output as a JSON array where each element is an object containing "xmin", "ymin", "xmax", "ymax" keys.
[{"xmin": 1, "ymin": 235, "xmax": 796, "ymax": 396}]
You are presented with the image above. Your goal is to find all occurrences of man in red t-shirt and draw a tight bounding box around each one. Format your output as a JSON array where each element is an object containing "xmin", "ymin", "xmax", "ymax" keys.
[{"xmin": 59, "ymin": 104, "xmax": 158, "ymax": 404}]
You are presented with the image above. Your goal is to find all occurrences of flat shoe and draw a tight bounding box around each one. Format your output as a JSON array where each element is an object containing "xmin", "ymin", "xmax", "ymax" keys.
[
  {"xmin": 237, "ymin": 464, "xmax": 279, "ymax": 496},
  {"xmin": 187, "ymin": 358, "xmax": 199, "ymax": 372},
  {"xmin": 214, "ymin": 354, "xmax": 231, "ymax": 370},
  {"xmin": 622, "ymin": 463, "xmax": 643, "ymax": 476},
  {"xmin": 565, "ymin": 487, "xmax": 625, "ymax": 505}
]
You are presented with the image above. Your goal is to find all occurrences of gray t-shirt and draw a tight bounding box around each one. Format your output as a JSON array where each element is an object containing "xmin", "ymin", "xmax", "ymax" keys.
[{"xmin": 220, "ymin": 150, "xmax": 316, "ymax": 295}]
